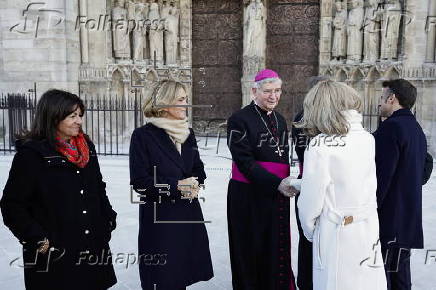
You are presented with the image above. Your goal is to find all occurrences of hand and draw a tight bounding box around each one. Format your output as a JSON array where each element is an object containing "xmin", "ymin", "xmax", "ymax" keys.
[
  {"xmin": 177, "ymin": 177, "xmax": 200, "ymax": 199},
  {"xmin": 289, "ymin": 185, "xmax": 300, "ymax": 197},
  {"xmin": 37, "ymin": 238, "xmax": 50, "ymax": 254},
  {"xmin": 109, "ymin": 219, "xmax": 117, "ymax": 231},
  {"xmin": 278, "ymin": 177, "xmax": 298, "ymax": 198},
  {"xmin": 189, "ymin": 185, "xmax": 200, "ymax": 199}
]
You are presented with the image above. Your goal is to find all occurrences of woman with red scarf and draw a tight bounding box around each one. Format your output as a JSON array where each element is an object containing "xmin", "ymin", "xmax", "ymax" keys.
[{"xmin": 1, "ymin": 89, "xmax": 117, "ymax": 290}]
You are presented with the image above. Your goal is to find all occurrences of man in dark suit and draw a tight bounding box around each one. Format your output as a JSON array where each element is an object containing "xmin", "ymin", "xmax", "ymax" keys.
[{"xmin": 373, "ymin": 79, "xmax": 427, "ymax": 290}]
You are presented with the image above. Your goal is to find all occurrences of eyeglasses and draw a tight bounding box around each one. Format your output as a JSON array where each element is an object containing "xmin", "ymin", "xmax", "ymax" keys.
[{"xmin": 261, "ymin": 89, "xmax": 282, "ymax": 95}]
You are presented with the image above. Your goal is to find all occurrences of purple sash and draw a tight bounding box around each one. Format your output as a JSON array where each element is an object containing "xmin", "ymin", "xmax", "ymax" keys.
[{"xmin": 231, "ymin": 161, "xmax": 290, "ymax": 184}]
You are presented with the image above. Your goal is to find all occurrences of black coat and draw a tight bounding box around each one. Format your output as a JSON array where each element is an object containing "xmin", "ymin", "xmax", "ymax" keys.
[
  {"xmin": 423, "ymin": 152, "xmax": 433, "ymax": 185},
  {"xmin": 0, "ymin": 139, "xmax": 117, "ymax": 290},
  {"xmin": 291, "ymin": 109, "xmax": 307, "ymax": 168},
  {"xmin": 373, "ymin": 109, "xmax": 427, "ymax": 249},
  {"xmin": 129, "ymin": 124, "xmax": 213, "ymax": 290}
]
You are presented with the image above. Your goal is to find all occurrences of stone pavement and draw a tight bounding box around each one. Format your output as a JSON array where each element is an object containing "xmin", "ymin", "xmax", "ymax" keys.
[{"xmin": 0, "ymin": 150, "xmax": 435, "ymax": 289}]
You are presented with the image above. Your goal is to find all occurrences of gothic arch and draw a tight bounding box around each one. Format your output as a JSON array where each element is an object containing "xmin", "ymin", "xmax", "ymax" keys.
[
  {"xmin": 335, "ymin": 68, "xmax": 348, "ymax": 82},
  {"xmin": 110, "ymin": 69, "xmax": 124, "ymax": 99},
  {"xmin": 322, "ymin": 68, "xmax": 334, "ymax": 79},
  {"xmin": 350, "ymin": 68, "xmax": 365, "ymax": 83},
  {"xmin": 367, "ymin": 66, "xmax": 381, "ymax": 82},
  {"xmin": 364, "ymin": 67, "xmax": 382, "ymax": 132},
  {"xmin": 109, "ymin": 67, "xmax": 127, "ymax": 81},
  {"xmin": 131, "ymin": 69, "xmax": 143, "ymax": 87},
  {"xmin": 384, "ymin": 67, "xmax": 400, "ymax": 80},
  {"xmin": 145, "ymin": 69, "xmax": 159, "ymax": 82}
]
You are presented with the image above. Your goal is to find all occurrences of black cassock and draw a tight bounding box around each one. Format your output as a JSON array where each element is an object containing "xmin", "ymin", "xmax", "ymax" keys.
[{"xmin": 227, "ymin": 102, "xmax": 296, "ymax": 290}]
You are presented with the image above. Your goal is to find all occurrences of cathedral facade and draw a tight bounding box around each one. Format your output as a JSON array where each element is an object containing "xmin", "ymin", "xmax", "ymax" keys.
[{"xmin": 0, "ymin": 0, "xmax": 434, "ymax": 154}]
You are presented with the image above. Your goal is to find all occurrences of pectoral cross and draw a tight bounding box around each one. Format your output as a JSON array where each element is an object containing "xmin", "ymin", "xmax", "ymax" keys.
[{"xmin": 275, "ymin": 146, "xmax": 284, "ymax": 157}]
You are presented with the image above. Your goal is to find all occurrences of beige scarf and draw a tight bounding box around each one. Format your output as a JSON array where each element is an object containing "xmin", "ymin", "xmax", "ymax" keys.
[{"xmin": 147, "ymin": 117, "xmax": 190, "ymax": 153}]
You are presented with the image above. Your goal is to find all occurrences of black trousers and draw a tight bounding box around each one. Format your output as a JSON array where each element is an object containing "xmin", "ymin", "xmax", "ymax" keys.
[
  {"xmin": 382, "ymin": 245, "xmax": 412, "ymax": 290},
  {"xmin": 295, "ymin": 195, "xmax": 313, "ymax": 290}
]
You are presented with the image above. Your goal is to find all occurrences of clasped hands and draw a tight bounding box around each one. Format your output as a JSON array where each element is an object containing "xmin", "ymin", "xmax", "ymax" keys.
[
  {"xmin": 177, "ymin": 177, "xmax": 201, "ymax": 199},
  {"xmin": 37, "ymin": 238, "xmax": 50, "ymax": 254},
  {"xmin": 278, "ymin": 176, "xmax": 300, "ymax": 198}
]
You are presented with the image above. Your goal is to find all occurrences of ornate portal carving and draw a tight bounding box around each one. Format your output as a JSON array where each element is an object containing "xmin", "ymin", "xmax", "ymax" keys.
[
  {"xmin": 380, "ymin": 0, "xmax": 401, "ymax": 60},
  {"xmin": 112, "ymin": 0, "xmax": 131, "ymax": 59},
  {"xmin": 346, "ymin": 0, "xmax": 364, "ymax": 64},
  {"xmin": 242, "ymin": 0, "xmax": 266, "ymax": 106},
  {"xmin": 332, "ymin": 1, "xmax": 347, "ymax": 61},
  {"xmin": 363, "ymin": 0, "xmax": 381, "ymax": 63},
  {"xmin": 110, "ymin": 0, "xmax": 182, "ymax": 66}
]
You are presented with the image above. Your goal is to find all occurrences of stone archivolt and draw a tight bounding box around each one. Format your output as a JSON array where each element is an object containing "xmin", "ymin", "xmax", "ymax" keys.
[
  {"xmin": 319, "ymin": 0, "xmax": 436, "ymax": 154},
  {"xmin": 79, "ymin": 0, "xmax": 191, "ymax": 103}
]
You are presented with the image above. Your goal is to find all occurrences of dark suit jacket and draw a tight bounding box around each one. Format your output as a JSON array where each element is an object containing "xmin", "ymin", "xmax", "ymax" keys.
[
  {"xmin": 423, "ymin": 152, "xmax": 433, "ymax": 185},
  {"xmin": 373, "ymin": 109, "xmax": 427, "ymax": 249}
]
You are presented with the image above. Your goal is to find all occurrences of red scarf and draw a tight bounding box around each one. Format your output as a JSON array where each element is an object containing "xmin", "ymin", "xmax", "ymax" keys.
[{"xmin": 55, "ymin": 133, "xmax": 90, "ymax": 168}]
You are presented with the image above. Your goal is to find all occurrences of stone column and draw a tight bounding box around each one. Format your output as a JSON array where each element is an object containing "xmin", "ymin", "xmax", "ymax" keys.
[
  {"xmin": 179, "ymin": 0, "xmax": 192, "ymax": 67},
  {"xmin": 362, "ymin": 79, "xmax": 374, "ymax": 130},
  {"xmin": 242, "ymin": 56, "xmax": 265, "ymax": 107},
  {"xmin": 425, "ymin": 0, "xmax": 436, "ymax": 62},
  {"xmin": 402, "ymin": 0, "xmax": 435, "ymax": 155},
  {"xmin": 403, "ymin": 0, "xmax": 427, "ymax": 67},
  {"xmin": 0, "ymin": 0, "xmax": 80, "ymax": 94},
  {"xmin": 178, "ymin": 0, "xmax": 192, "ymax": 124},
  {"xmin": 319, "ymin": 0, "xmax": 333, "ymax": 66},
  {"xmin": 79, "ymin": 0, "xmax": 89, "ymax": 64},
  {"xmin": 106, "ymin": 0, "xmax": 115, "ymax": 64},
  {"xmin": 418, "ymin": 80, "xmax": 436, "ymax": 156}
]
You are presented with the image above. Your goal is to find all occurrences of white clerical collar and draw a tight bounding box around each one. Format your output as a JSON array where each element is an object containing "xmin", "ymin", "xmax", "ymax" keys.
[{"xmin": 253, "ymin": 100, "xmax": 273, "ymax": 115}]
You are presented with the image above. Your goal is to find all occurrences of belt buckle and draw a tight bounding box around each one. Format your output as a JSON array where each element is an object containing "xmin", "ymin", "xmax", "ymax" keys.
[{"xmin": 343, "ymin": 216, "xmax": 353, "ymax": 226}]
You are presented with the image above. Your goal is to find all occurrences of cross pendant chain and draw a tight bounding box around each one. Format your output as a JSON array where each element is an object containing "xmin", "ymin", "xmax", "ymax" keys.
[{"xmin": 275, "ymin": 146, "xmax": 284, "ymax": 157}]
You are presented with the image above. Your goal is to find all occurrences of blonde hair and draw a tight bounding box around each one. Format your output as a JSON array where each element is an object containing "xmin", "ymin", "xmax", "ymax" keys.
[
  {"xmin": 294, "ymin": 80, "xmax": 363, "ymax": 137},
  {"xmin": 142, "ymin": 80, "xmax": 187, "ymax": 118}
]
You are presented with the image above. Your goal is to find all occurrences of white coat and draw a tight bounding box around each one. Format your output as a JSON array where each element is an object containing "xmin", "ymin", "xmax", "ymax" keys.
[{"xmin": 297, "ymin": 110, "xmax": 387, "ymax": 290}]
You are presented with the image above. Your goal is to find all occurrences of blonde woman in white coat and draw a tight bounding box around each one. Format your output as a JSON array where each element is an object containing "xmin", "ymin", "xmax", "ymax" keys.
[{"xmin": 293, "ymin": 80, "xmax": 387, "ymax": 290}]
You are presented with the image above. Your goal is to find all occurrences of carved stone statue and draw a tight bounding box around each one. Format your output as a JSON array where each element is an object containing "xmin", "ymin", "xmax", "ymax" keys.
[
  {"xmin": 133, "ymin": 3, "xmax": 147, "ymax": 61},
  {"xmin": 164, "ymin": 8, "xmax": 179, "ymax": 65},
  {"xmin": 346, "ymin": 0, "xmax": 364, "ymax": 63},
  {"xmin": 425, "ymin": 0, "xmax": 436, "ymax": 62},
  {"xmin": 332, "ymin": 1, "xmax": 347, "ymax": 61},
  {"xmin": 161, "ymin": 0, "xmax": 171, "ymax": 19},
  {"xmin": 149, "ymin": 19, "xmax": 164, "ymax": 64},
  {"xmin": 148, "ymin": 0, "xmax": 160, "ymax": 22},
  {"xmin": 112, "ymin": 0, "xmax": 131, "ymax": 59},
  {"xmin": 381, "ymin": 0, "xmax": 402, "ymax": 60},
  {"xmin": 143, "ymin": 1, "xmax": 150, "ymax": 17},
  {"xmin": 243, "ymin": 0, "xmax": 266, "ymax": 57},
  {"xmin": 363, "ymin": 0, "xmax": 381, "ymax": 63},
  {"xmin": 169, "ymin": 0, "xmax": 179, "ymax": 19}
]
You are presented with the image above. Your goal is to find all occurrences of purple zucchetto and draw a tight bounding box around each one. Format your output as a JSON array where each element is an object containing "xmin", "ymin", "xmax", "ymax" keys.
[{"xmin": 254, "ymin": 69, "xmax": 280, "ymax": 82}]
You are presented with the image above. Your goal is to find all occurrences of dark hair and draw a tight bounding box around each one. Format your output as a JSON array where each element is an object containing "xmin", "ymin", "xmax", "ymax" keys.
[
  {"xmin": 382, "ymin": 79, "xmax": 417, "ymax": 109},
  {"xmin": 22, "ymin": 89, "xmax": 85, "ymax": 146}
]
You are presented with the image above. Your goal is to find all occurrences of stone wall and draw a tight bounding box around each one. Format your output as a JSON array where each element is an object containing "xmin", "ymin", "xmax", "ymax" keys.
[
  {"xmin": 0, "ymin": 0, "xmax": 80, "ymax": 95},
  {"xmin": 266, "ymin": 0, "xmax": 320, "ymax": 121},
  {"xmin": 319, "ymin": 0, "xmax": 436, "ymax": 155},
  {"xmin": 0, "ymin": 0, "xmax": 435, "ymax": 155}
]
